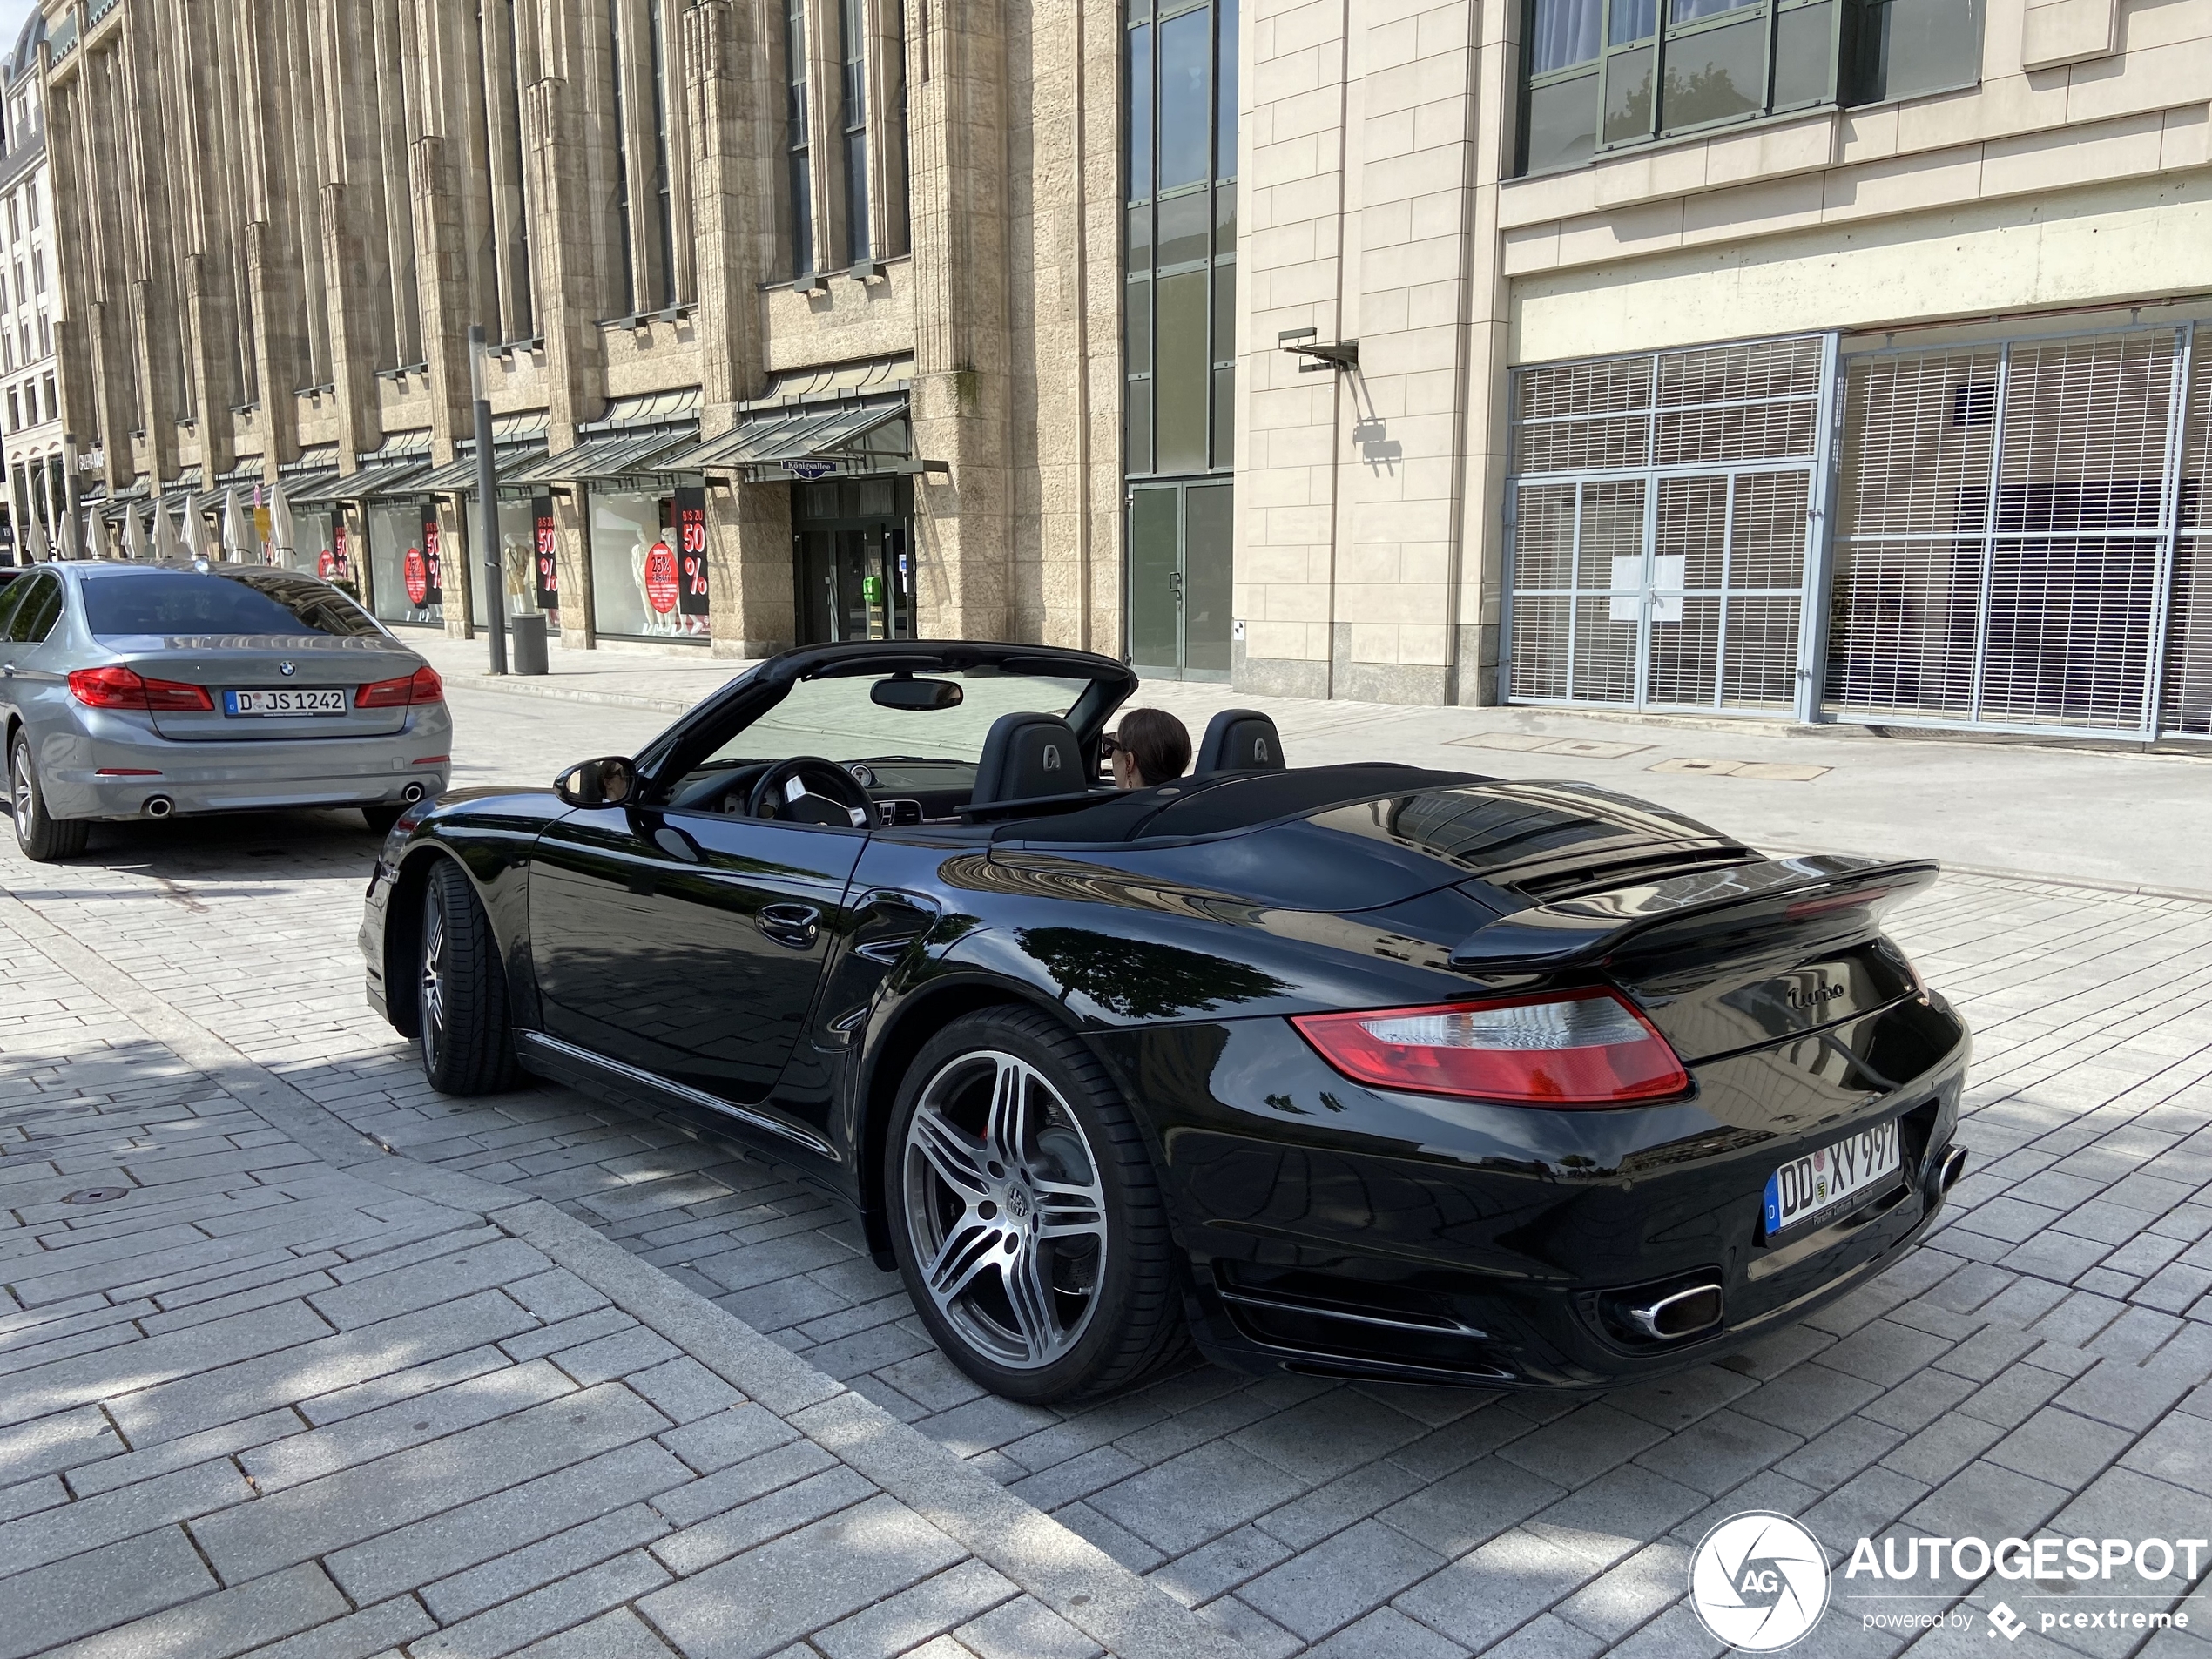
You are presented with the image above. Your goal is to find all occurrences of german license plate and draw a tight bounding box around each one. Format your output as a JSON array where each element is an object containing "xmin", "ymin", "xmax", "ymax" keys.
[
  {"xmin": 224, "ymin": 688, "xmax": 348, "ymax": 717},
  {"xmin": 1764, "ymin": 1119, "xmax": 1902, "ymax": 1238}
]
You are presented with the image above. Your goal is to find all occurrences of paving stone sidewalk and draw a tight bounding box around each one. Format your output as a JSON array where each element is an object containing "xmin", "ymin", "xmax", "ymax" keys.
[
  {"xmin": 6, "ymin": 797, "xmax": 2212, "ymax": 1656},
  {"xmin": 0, "ymin": 886, "xmax": 1250, "ymax": 1659}
]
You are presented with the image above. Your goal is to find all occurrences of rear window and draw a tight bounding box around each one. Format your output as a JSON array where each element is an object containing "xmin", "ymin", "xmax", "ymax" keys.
[{"xmin": 82, "ymin": 570, "xmax": 384, "ymax": 639}]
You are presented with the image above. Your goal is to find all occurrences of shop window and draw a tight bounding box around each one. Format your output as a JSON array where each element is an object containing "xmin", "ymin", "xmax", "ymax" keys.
[
  {"xmin": 590, "ymin": 485, "xmax": 709, "ymax": 640},
  {"xmin": 1518, "ymin": 0, "xmax": 1980, "ymax": 174},
  {"xmin": 368, "ymin": 501, "xmax": 444, "ymax": 626}
]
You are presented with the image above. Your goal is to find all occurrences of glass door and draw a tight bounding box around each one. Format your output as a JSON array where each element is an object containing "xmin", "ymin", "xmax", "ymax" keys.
[
  {"xmin": 791, "ymin": 478, "xmax": 915, "ymax": 644},
  {"xmin": 1127, "ymin": 479, "xmax": 1231, "ymax": 680}
]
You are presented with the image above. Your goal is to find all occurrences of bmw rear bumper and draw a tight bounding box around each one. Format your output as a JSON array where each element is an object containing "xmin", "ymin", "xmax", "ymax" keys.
[
  {"xmin": 41, "ymin": 709, "xmax": 453, "ymax": 821},
  {"xmin": 1089, "ymin": 994, "xmax": 1971, "ymax": 1389}
]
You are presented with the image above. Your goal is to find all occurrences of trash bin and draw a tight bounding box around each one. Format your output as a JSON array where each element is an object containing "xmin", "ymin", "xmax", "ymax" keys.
[{"xmin": 509, "ymin": 611, "xmax": 550, "ymax": 677}]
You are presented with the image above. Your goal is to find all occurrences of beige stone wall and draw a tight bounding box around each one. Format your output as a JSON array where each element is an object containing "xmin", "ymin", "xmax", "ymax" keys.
[
  {"xmin": 1234, "ymin": 0, "xmax": 2211, "ymax": 705},
  {"xmin": 41, "ymin": 0, "xmax": 1118, "ymax": 661}
]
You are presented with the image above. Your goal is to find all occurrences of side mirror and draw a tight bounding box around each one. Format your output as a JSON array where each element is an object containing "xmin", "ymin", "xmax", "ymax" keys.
[{"xmin": 556, "ymin": 756, "xmax": 639, "ymax": 808}]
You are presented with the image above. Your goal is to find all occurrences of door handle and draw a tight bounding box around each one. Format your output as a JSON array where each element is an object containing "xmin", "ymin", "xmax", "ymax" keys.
[{"xmin": 758, "ymin": 903, "xmax": 821, "ymax": 948}]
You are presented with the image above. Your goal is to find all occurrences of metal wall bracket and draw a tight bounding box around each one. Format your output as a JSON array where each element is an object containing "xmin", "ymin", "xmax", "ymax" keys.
[{"xmin": 1279, "ymin": 327, "xmax": 1359, "ymax": 374}]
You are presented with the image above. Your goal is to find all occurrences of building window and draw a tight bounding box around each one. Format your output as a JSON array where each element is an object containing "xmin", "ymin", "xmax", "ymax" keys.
[
  {"xmin": 1124, "ymin": 0, "xmax": 1237, "ymax": 481},
  {"xmin": 785, "ymin": 0, "xmax": 813, "ymax": 277},
  {"xmin": 4, "ymin": 389, "xmax": 16, "ymax": 432},
  {"xmin": 1518, "ymin": 0, "xmax": 1984, "ymax": 174},
  {"xmin": 609, "ymin": 1, "xmax": 638, "ymax": 317},
  {"xmin": 30, "ymin": 250, "xmax": 43, "ymax": 294},
  {"xmin": 646, "ymin": 0, "xmax": 679, "ymax": 307},
  {"xmin": 42, "ymin": 373, "xmax": 54, "ymax": 421},
  {"xmin": 841, "ymin": 0, "xmax": 869, "ymax": 266}
]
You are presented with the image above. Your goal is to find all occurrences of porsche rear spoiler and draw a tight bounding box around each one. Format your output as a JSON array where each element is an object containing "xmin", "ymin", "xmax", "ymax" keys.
[{"xmin": 1449, "ymin": 853, "xmax": 1939, "ymax": 973}]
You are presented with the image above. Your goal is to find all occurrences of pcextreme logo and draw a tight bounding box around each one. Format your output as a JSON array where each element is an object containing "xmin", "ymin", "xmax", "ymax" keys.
[{"xmin": 1689, "ymin": 1513, "xmax": 1831, "ymax": 1651}]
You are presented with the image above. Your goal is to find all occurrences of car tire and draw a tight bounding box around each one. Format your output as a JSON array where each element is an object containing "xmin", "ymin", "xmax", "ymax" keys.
[
  {"xmin": 886, "ymin": 1006, "xmax": 1189, "ymax": 1403},
  {"xmin": 11, "ymin": 736, "xmax": 89, "ymax": 863},
  {"xmin": 362, "ymin": 804, "xmax": 405, "ymax": 836},
  {"xmin": 417, "ymin": 857, "xmax": 518, "ymax": 1096}
]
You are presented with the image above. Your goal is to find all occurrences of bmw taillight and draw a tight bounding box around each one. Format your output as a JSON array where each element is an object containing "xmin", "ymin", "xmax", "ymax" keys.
[
  {"xmin": 357, "ymin": 665, "xmax": 444, "ymax": 709},
  {"xmin": 1291, "ymin": 989, "xmax": 1690, "ymax": 1106},
  {"xmin": 68, "ymin": 666, "xmax": 214, "ymax": 712}
]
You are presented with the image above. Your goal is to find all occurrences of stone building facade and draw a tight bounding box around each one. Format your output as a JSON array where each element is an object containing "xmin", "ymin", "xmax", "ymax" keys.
[
  {"xmin": 1237, "ymin": 0, "xmax": 2212, "ymax": 740},
  {"xmin": 3, "ymin": 9, "xmax": 64, "ymax": 561},
  {"xmin": 38, "ymin": 0, "xmax": 1128, "ymax": 658}
]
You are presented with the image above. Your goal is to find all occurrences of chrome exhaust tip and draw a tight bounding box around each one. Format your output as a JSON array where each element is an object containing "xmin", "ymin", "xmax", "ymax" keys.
[
  {"xmin": 143, "ymin": 796, "xmax": 175, "ymax": 819},
  {"xmin": 1939, "ymin": 1145, "xmax": 1967, "ymax": 1192},
  {"xmin": 1622, "ymin": 1281, "xmax": 1724, "ymax": 1342},
  {"xmin": 401, "ymin": 782, "xmax": 427, "ymax": 805}
]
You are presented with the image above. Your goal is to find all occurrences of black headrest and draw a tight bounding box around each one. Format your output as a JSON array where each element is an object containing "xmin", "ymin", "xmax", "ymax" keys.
[
  {"xmin": 1195, "ymin": 709, "xmax": 1286, "ymax": 773},
  {"xmin": 970, "ymin": 711, "xmax": 1084, "ymax": 806}
]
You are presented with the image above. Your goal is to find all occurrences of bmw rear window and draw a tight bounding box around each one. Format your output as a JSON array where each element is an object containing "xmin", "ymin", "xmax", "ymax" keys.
[{"xmin": 82, "ymin": 570, "xmax": 384, "ymax": 639}]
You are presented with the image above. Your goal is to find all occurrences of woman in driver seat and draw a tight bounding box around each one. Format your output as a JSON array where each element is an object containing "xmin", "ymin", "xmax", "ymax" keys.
[{"xmin": 1105, "ymin": 708, "xmax": 1191, "ymax": 790}]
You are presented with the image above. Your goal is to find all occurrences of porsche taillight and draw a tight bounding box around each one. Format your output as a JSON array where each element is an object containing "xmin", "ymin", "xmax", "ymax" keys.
[
  {"xmin": 357, "ymin": 666, "xmax": 444, "ymax": 709},
  {"xmin": 1291, "ymin": 989, "xmax": 1690, "ymax": 1107},
  {"xmin": 68, "ymin": 666, "xmax": 214, "ymax": 712}
]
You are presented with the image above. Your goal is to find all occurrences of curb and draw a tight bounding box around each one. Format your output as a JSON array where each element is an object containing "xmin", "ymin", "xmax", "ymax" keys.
[{"xmin": 0, "ymin": 883, "xmax": 1257, "ymax": 1659}]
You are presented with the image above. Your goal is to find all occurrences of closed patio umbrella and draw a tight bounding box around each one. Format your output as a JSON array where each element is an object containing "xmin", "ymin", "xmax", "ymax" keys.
[
  {"xmin": 24, "ymin": 515, "xmax": 50, "ymax": 563},
  {"xmin": 124, "ymin": 507, "xmax": 151, "ymax": 562},
  {"xmin": 56, "ymin": 509, "xmax": 80, "ymax": 560},
  {"xmin": 191, "ymin": 496, "xmax": 219, "ymax": 562},
  {"xmin": 269, "ymin": 481, "xmax": 296, "ymax": 569},
  {"xmin": 222, "ymin": 486, "xmax": 250, "ymax": 562},
  {"xmin": 154, "ymin": 502, "xmax": 184, "ymax": 563},
  {"xmin": 84, "ymin": 509, "xmax": 112, "ymax": 562}
]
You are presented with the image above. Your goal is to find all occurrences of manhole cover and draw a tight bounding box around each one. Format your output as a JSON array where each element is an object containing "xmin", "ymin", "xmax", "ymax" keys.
[{"xmin": 62, "ymin": 1187, "xmax": 131, "ymax": 1205}]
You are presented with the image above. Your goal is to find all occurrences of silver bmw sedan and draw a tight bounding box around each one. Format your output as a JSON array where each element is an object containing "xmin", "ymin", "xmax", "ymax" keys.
[{"xmin": 0, "ymin": 561, "xmax": 453, "ymax": 861}]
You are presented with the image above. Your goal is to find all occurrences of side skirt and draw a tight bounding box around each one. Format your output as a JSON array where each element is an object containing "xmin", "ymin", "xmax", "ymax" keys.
[{"xmin": 513, "ymin": 1029, "xmax": 840, "ymax": 1163}]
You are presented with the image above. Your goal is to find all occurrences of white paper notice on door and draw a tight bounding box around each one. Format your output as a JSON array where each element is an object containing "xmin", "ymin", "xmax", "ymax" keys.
[
  {"xmin": 1651, "ymin": 555, "xmax": 1685, "ymax": 624},
  {"xmin": 1608, "ymin": 556, "xmax": 1642, "ymax": 623}
]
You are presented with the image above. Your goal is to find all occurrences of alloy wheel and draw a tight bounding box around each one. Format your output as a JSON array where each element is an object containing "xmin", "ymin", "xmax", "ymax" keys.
[
  {"xmin": 901, "ymin": 1049, "xmax": 1109, "ymax": 1370},
  {"xmin": 11, "ymin": 752, "xmax": 30, "ymax": 842},
  {"xmin": 419, "ymin": 896, "xmax": 448, "ymax": 1055}
]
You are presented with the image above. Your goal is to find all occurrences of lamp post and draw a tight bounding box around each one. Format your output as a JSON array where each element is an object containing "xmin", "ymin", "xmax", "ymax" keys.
[{"xmin": 470, "ymin": 324, "xmax": 508, "ymax": 675}]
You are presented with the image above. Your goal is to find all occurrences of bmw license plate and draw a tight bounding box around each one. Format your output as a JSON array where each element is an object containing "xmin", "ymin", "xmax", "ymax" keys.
[
  {"xmin": 225, "ymin": 688, "xmax": 349, "ymax": 717},
  {"xmin": 1764, "ymin": 1119, "xmax": 1902, "ymax": 1238}
]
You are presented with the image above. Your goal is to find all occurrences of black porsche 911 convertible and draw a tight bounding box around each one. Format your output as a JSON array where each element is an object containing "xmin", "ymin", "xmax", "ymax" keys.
[{"xmin": 361, "ymin": 640, "xmax": 1971, "ymax": 1403}]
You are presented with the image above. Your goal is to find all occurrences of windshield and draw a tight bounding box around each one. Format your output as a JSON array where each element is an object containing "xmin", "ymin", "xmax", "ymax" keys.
[
  {"xmin": 703, "ymin": 668, "xmax": 1093, "ymax": 776},
  {"xmin": 82, "ymin": 570, "xmax": 385, "ymax": 640}
]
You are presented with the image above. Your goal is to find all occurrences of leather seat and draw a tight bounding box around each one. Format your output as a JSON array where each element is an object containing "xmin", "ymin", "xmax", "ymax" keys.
[
  {"xmin": 1195, "ymin": 709, "xmax": 1287, "ymax": 773},
  {"xmin": 969, "ymin": 711, "xmax": 1084, "ymax": 806}
]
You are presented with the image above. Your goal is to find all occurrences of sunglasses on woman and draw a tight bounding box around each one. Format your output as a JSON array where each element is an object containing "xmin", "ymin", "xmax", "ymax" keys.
[{"xmin": 1100, "ymin": 733, "xmax": 1124, "ymax": 759}]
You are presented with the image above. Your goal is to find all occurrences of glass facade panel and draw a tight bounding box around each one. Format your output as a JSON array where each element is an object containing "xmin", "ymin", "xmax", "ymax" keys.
[
  {"xmin": 1127, "ymin": 23, "xmax": 1152, "ymax": 200},
  {"xmin": 1853, "ymin": 0, "xmax": 1983, "ymax": 103},
  {"xmin": 1157, "ymin": 10, "xmax": 1211, "ymax": 191},
  {"xmin": 1153, "ymin": 270, "xmax": 1209, "ymax": 475},
  {"xmin": 1602, "ymin": 47, "xmax": 1655, "ymax": 142},
  {"xmin": 1527, "ymin": 72, "xmax": 1600, "ymax": 172},
  {"xmin": 1772, "ymin": 2, "xmax": 1833, "ymax": 106},
  {"xmin": 1532, "ymin": 0, "xmax": 1602, "ymax": 71},
  {"xmin": 1662, "ymin": 16, "xmax": 1766, "ymax": 130},
  {"xmin": 1157, "ymin": 190, "xmax": 1210, "ymax": 267}
]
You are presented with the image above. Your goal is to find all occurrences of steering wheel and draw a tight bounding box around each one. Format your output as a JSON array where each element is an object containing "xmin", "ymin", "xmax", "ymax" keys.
[{"xmin": 741, "ymin": 757, "xmax": 873, "ymax": 827}]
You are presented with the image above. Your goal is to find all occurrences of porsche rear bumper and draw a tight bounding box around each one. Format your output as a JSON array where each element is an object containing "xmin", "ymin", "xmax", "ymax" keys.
[{"xmin": 1089, "ymin": 993, "xmax": 1971, "ymax": 1389}]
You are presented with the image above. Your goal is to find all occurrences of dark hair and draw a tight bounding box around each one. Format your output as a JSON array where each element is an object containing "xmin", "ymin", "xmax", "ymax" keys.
[{"xmin": 1116, "ymin": 707, "xmax": 1190, "ymax": 787}]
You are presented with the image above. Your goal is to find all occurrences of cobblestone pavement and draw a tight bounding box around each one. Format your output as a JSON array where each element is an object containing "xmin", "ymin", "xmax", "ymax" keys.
[{"xmin": 6, "ymin": 694, "xmax": 2212, "ymax": 1658}]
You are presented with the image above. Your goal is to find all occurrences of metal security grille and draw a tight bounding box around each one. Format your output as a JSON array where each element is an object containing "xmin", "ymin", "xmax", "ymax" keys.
[
  {"xmin": 1829, "ymin": 324, "xmax": 2206, "ymax": 739},
  {"xmin": 1505, "ymin": 336, "xmax": 1831, "ymax": 718}
]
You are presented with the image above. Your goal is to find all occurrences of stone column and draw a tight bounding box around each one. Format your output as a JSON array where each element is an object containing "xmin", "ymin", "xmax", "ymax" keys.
[
  {"xmin": 686, "ymin": 0, "xmax": 792, "ymax": 658},
  {"xmin": 907, "ymin": 0, "xmax": 1011, "ymax": 642}
]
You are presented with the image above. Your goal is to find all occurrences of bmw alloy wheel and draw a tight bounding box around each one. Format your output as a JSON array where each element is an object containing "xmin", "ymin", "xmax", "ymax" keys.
[{"xmin": 900, "ymin": 1049, "xmax": 1109, "ymax": 1369}]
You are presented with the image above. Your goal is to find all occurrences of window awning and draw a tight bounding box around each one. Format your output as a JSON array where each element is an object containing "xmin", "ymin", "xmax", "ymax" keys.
[
  {"xmin": 157, "ymin": 468, "xmax": 205, "ymax": 510},
  {"xmin": 508, "ymin": 425, "xmax": 699, "ymax": 485},
  {"xmin": 656, "ymin": 398, "xmax": 918, "ymax": 482},
  {"xmin": 215, "ymin": 456, "xmax": 266, "ymax": 489},
  {"xmin": 338, "ymin": 432, "xmax": 436, "ymax": 501},
  {"xmin": 278, "ymin": 446, "xmax": 344, "ymax": 507},
  {"xmin": 506, "ymin": 389, "xmax": 702, "ymax": 485},
  {"xmin": 415, "ymin": 413, "xmax": 552, "ymax": 492}
]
